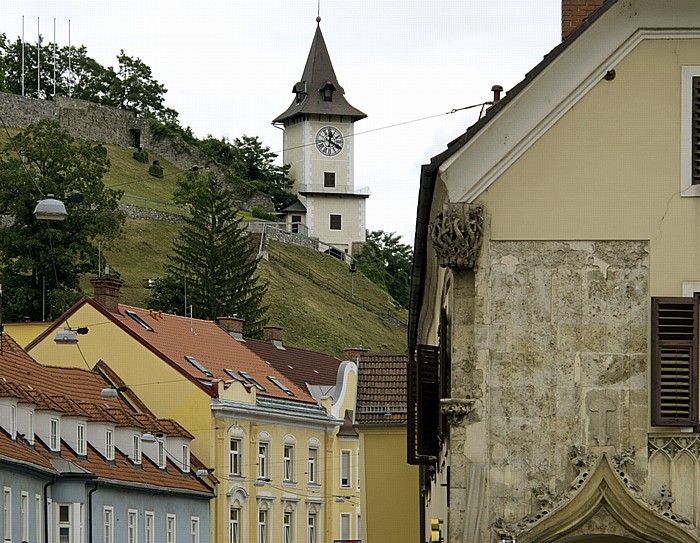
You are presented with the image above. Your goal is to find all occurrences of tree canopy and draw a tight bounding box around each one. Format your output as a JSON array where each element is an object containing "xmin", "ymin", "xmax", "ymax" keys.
[
  {"xmin": 354, "ymin": 230, "xmax": 412, "ymax": 308},
  {"xmin": 147, "ymin": 171, "xmax": 268, "ymax": 336},
  {"xmin": 0, "ymin": 120, "xmax": 125, "ymax": 321}
]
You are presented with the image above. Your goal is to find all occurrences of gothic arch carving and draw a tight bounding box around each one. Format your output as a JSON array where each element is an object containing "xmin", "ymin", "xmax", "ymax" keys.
[{"xmin": 507, "ymin": 453, "xmax": 700, "ymax": 543}]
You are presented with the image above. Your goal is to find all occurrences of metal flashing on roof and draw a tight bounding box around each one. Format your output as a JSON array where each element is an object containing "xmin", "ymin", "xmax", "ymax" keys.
[
  {"xmin": 184, "ymin": 356, "xmax": 214, "ymax": 378},
  {"xmin": 125, "ymin": 310, "xmax": 154, "ymax": 332}
]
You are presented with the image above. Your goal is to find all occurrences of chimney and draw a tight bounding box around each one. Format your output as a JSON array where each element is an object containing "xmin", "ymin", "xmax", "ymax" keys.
[
  {"xmin": 561, "ymin": 0, "xmax": 604, "ymax": 40},
  {"xmin": 217, "ymin": 316, "xmax": 245, "ymax": 340},
  {"xmin": 491, "ymin": 85, "xmax": 503, "ymax": 104},
  {"xmin": 90, "ymin": 275, "xmax": 123, "ymax": 312},
  {"xmin": 263, "ymin": 326, "xmax": 285, "ymax": 349},
  {"xmin": 343, "ymin": 347, "xmax": 368, "ymax": 363}
]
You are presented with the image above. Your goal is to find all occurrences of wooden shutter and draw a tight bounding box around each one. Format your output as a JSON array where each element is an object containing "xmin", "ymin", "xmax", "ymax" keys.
[
  {"xmin": 651, "ymin": 297, "xmax": 698, "ymax": 426},
  {"xmin": 693, "ymin": 77, "xmax": 700, "ymax": 185},
  {"xmin": 408, "ymin": 344, "xmax": 440, "ymax": 463}
]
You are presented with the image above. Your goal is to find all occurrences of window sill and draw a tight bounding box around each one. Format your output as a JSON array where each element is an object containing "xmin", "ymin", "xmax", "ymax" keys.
[
  {"xmin": 282, "ymin": 481, "xmax": 298, "ymax": 488},
  {"xmin": 254, "ymin": 478, "xmax": 272, "ymax": 487},
  {"xmin": 307, "ymin": 482, "xmax": 321, "ymax": 490}
]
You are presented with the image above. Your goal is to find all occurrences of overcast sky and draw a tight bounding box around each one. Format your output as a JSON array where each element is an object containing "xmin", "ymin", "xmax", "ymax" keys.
[{"xmin": 2, "ymin": 0, "xmax": 561, "ymax": 244}]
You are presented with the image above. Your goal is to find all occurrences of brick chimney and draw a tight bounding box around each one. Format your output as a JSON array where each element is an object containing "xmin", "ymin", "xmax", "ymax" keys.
[
  {"xmin": 217, "ymin": 316, "xmax": 245, "ymax": 340},
  {"xmin": 90, "ymin": 275, "xmax": 123, "ymax": 312},
  {"xmin": 562, "ymin": 0, "xmax": 604, "ymax": 40},
  {"xmin": 344, "ymin": 347, "xmax": 368, "ymax": 363},
  {"xmin": 263, "ymin": 326, "xmax": 284, "ymax": 349}
]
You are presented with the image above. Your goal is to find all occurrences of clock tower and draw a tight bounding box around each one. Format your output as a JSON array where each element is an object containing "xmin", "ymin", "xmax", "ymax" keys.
[{"xmin": 273, "ymin": 18, "xmax": 368, "ymax": 256}]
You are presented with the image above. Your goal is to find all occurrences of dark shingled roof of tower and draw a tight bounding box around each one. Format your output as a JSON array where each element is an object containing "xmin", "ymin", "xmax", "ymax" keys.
[
  {"xmin": 355, "ymin": 353, "xmax": 408, "ymax": 426},
  {"xmin": 273, "ymin": 22, "xmax": 366, "ymax": 124}
]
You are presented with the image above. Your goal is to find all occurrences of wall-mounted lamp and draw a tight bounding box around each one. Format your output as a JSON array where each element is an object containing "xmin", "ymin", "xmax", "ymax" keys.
[
  {"xmin": 100, "ymin": 385, "xmax": 128, "ymax": 399},
  {"xmin": 34, "ymin": 195, "xmax": 67, "ymax": 221},
  {"xmin": 195, "ymin": 468, "xmax": 214, "ymax": 477},
  {"xmin": 142, "ymin": 432, "xmax": 157, "ymax": 443},
  {"xmin": 54, "ymin": 326, "xmax": 89, "ymax": 344}
]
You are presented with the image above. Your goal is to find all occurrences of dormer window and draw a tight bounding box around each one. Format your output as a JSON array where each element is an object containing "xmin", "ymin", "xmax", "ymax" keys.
[
  {"xmin": 293, "ymin": 81, "xmax": 307, "ymax": 104},
  {"xmin": 158, "ymin": 438, "xmax": 166, "ymax": 469},
  {"xmin": 133, "ymin": 434, "xmax": 142, "ymax": 465},
  {"xmin": 10, "ymin": 405, "xmax": 16, "ymax": 439},
  {"xmin": 182, "ymin": 444, "xmax": 190, "ymax": 473},
  {"xmin": 321, "ymin": 81, "xmax": 336, "ymax": 102},
  {"xmin": 50, "ymin": 418, "xmax": 60, "ymax": 452},
  {"xmin": 77, "ymin": 423, "xmax": 86, "ymax": 456},
  {"xmin": 105, "ymin": 429, "xmax": 114, "ymax": 461}
]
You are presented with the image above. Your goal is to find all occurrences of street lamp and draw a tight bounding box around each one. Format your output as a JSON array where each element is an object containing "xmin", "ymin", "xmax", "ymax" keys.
[{"xmin": 34, "ymin": 194, "xmax": 67, "ymax": 221}]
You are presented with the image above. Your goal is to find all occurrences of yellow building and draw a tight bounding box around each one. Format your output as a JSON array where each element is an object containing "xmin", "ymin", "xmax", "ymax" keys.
[
  {"xmin": 355, "ymin": 354, "xmax": 419, "ymax": 543},
  {"xmin": 27, "ymin": 278, "xmax": 360, "ymax": 543}
]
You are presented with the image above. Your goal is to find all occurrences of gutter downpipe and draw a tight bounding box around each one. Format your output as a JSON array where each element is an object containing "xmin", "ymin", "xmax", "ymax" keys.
[
  {"xmin": 43, "ymin": 475, "xmax": 57, "ymax": 543},
  {"xmin": 409, "ymin": 163, "xmax": 439, "ymax": 543},
  {"xmin": 88, "ymin": 482, "xmax": 99, "ymax": 543}
]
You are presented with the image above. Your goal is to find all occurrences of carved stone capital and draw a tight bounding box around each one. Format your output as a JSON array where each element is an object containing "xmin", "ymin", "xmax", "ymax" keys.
[
  {"xmin": 440, "ymin": 398, "xmax": 476, "ymax": 425},
  {"xmin": 429, "ymin": 203, "xmax": 484, "ymax": 270}
]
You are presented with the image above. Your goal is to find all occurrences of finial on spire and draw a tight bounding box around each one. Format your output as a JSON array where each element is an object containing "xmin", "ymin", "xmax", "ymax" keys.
[{"xmin": 317, "ymin": 0, "xmax": 321, "ymax": 23}]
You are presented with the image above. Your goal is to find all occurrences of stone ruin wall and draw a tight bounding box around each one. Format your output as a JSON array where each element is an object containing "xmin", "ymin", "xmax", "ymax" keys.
[{"xmin": 448, "ymin": 239, "xmax": 651, "ymax": 542}]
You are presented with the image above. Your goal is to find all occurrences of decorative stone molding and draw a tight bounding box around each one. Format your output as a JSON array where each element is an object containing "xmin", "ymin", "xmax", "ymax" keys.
[
  {"xmin": 649, "ymin": 435, "xmax": 700, "ymax": 460},
  {"xmin": 429, "ymin": 203, "xmax": 484, "ymax": 270},
  {"xmin": 491, "ymin": 446, "xmax": 699, "ymax": 543},
  {"xmin": 439, "ymin": 398, "xmax": 476, "ymax": 425}
]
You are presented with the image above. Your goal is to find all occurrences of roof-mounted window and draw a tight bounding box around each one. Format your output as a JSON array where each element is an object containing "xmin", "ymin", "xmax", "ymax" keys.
[
  {"xmin": 239, "ymin": 371, "xmax": 266, "ymax": 391},
  {"xmin": 293, "ymin": 81, "xmax": 307, "ymax": 104},
  {"xmin": 267, "ymin": 376, "xmax": 294, "ymax": 396},
  {"xmin": 125, "ymin": 310, "xmax": 154, "ymax": 332},
  {"xmin": 184, "ymin": 356, "xmax": 214, "ymax": 378},
  {"xmin": 224, "ymin": 368, "xmax": 245, "ymax": 382},
  {"xmin": 321, "ymin": 81, "xmax": 336, "ymax": 102}
]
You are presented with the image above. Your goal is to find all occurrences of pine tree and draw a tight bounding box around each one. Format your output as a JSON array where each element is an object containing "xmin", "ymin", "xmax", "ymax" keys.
[{"xmin": 147, "ymin": 171, "xmax": 268, "ymax": 336}]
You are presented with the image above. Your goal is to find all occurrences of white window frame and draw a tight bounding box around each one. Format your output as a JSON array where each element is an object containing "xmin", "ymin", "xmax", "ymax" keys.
[
  {"xmin": 103, "ymin": 506, "xmax": 114, "ymax": 543},
  {"xmin": 258, "ymin": 442, "xmax": 269, "ymax": 479},
  {"xmin": 307, "ymin": 447, "xmax": 318, "ymax": 485},
  {"xmin": 329, "ymin": 213, "xmax": 342, "ymax": 230},
  {"xmin": 229, "ymin": 507, "xmax": 240, "ymax": 543},
  {"xmin": 230, "ymin": 437, "xmax": 242, "ymax": 477},
  {"xmin": 190, "ymin": 516, "xmax": 199, "ymax": 543},
  {"xmin": 4, "ymin": 487, "xmax": 11, "ymax": 542},
  {"xmin": 47, "ymin": 498, "xmax": 52, "ymax": 543},
  {"xmin": 307, "ymin": 512, "xmax": 316, "ymax": 543},
  {"xmin": 28, "ymin": 411, "xmax": 34, "ymax": 445},
  {"xmin": 128, "ymin": 509, "xmax": 138, "ymax": 543},
  {"xmin": 10, "ymin": 405, "xmax": 16, "ymax": 439},
  {"xmin": 105, "ymin": 429, "xmax": 114, "ymax": 461},
  {"xmin": 283, "ymin": 511, "xmax": 292, "ymax": 543},
  {"xmin": 182, "ymin": 444, "xmax": 190, "ymax": 473},
  {"xmin": 340, "ymin": 512, "xmax": 351, "ymax": 540},
  {"xmin": 166, "ymin": 514, "xmax": 176, "ymax": 543},
  {"xmin": 145, "ymin": 511, "xmax": 155, "ymax": 543},
  {"xmin": 357, "ymin": 449, "xmax": 361, "ymax": 490},
  {"xmin": 158, "ymin": 439, "xmax": 166, "ymax": 469},
  {"xmin": 50, "ymin": 417, "xmax": 60, "ymax": 451},
  {"xmin": 340, "ymin": 449, "xmax": 351, "ymax": 488},
  {"xmin": 20, "ymin": 492, "xmax": 29, "ymax": 543},
  {"xmin": 35, "ymin": 494, "xmax": 42, "ymax": 543},
  {"xmin": 283, "ymin": 444, "xmax": 294, "ymax": 482},
  {"xmin": 58, "ymin": 504, "xmax": 72, "ymax": 543},
  {"xmin": 257, "ymin": 507, "xmax": 268, "ymax": 543},
  {"xmin": 681, "ymin": 66, "xmax": 700, "ymax": 196},
  {"xmin": 77, "ymin": 423, "xmax": 87, "ymax": 455},
  {"xmin": 133, "ymin": 434, "xmax": 142, "ymax": 464}
]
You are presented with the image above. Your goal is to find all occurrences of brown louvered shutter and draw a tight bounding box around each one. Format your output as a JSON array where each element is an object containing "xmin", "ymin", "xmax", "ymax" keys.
[
  {"xmin": 408, "ymin": 344, "xmax": 440, "ymax": 464},
  {"xmin": 693, "ymin": 77, "xmax": 700, "ymax": 185},
  {"xmin": 651, "ymin": 297, "xmax": 698, "ymax": 426}
]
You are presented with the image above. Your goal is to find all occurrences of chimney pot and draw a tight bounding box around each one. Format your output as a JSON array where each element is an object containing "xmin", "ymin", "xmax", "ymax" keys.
[
  {"xmin": 217, "ymin": 316, "xmax": 245, "ymax": 340},
  {"xmin": 491, "ymin": 85, "xmax": 503, "ymax": 103},
  {"xmin": 90, "ymin": 276, "xmax": 123, "ymax": 312},
  {"xmin": 343, "ymin": 347, "xmax": 368, "ymax": 362},
  {"xmin": 263, "ymin": 326, "xmax": 284, "ymax": 347},
  {"xmin": 561, "ymin": 0, "xmax": 604, "ymax": 40}
]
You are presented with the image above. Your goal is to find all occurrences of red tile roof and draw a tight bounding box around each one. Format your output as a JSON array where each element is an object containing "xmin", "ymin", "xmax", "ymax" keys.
[
  {"xmin": 242, "ymin": 338, "xmax": 342, "ymax": 390},
  {"xmin": 355, "ymin": 354, "xmax": 409, "ymax": 425},
  {"xmin": 0, "ymin": 428, "xmax": 55, "ymax": 473}
]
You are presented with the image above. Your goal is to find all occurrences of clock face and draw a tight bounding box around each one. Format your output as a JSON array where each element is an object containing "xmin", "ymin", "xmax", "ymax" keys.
[{"xmin": 315, "ymin": 126, "xmax": 344, "ymax": 156}]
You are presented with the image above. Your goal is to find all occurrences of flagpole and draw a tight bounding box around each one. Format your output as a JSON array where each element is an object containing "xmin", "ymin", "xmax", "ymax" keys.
[
  {"xmin": 37, "ymin": 17, "xmax": 41, "ymax": 98},
  {"xmin": 21, "ymin": 16, "xmax": 25, "ymax": 96}
]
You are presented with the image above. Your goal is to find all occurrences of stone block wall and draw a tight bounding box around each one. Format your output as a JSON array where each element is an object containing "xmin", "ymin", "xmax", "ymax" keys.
[{"xmin": 449, "ymin": 239, "xmax": 650, "ymax": 541}]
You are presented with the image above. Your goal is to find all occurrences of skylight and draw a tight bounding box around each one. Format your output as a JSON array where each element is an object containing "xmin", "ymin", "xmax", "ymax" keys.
[
  {"xmin": 239, "ymin": 371, "xmax": 266, "ymax": 391},
  {"xmin": 267, "ymin": 376, "xmax": 294, "ymax": 396},
  {"xmin": 224, "ymin": 369, "xmax": 245, "ymax": 382},
  {"xmin": 184, "ymin": 356, "xmax": 214, "ymax": 378},
  {"xmin": 125, "ymin": 310, "xmax": 154, "ymax": 332}
]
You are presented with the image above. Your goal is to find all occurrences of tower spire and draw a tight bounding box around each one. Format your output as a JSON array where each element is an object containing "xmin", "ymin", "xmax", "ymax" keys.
[{"xmin": 317, "ymin": 0, "xmax": 321, "ymax": 23}]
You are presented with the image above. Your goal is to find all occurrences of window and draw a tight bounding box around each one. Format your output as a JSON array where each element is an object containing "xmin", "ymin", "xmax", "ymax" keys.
[
  {"xmin": 258, "ymin": 442, "xmax": 269, "ymax": 479},
  {"xmin": 651, "ymin": 296, "xmax": 699, "ymax": 425},
  {"xmin": 268, "ymin": 376, "xmax": 294, "ymax": 396},
  {"xmin": 145, "ymin": 512, "xmax": 155, "ymax": 543},
  {"xmin": 329, "ymin": 214, "xmax": 342, "ymax": 230},
  {"xmin": 133, "ymin": 435, "xmax": 142, "ymax": 464},
  {"xmin": 10, "ymin": 405, "xmax": 16, "ymax": 438},
  {"xmin": 307, "ymin": 513, "xmax": 316, "ymax": 543},
  {"xmin": 184, "ymin": 355, "xmax": 214, "ymax": 378},
  {"xmin": 307, "ymin": 448, "xmax": 318, "ymax": 484},
  {"xmin": 190, "ymin": 517, "xmax": 199, "ymax": 543},
  {"xmin": 283, "ymin": 511, "xmax": 292, "ymax": 543},
  {"xmin": 230, "ymin": 437, "xmax": 242, "ymax": 476},
  {"xmin": 283, "ymin": 445, "xmax": 294, "ymax": 482},
  {"xmin": 59, "ymin": 504, "xmax": 71, "ymax": 543},
  {"xmin": 125, "ymin": 309, "xmax": 154, "ymax": 331},
  {"xmin": 166, "ymin": 515, "xmax": 176, "ymax": 543},
  {"xmin": 229, "ymin": 507, "xmax": 240, "ymax": 543},
  {"xmin": 158, "ymin": 439, "xmax": 166, "ymax": 469},
  {"xmin": 128, "ymin": 510, "xmax": 138, "ymax": 543},
  {"xmin": 50, "ymin": 417, "xmax": 60, "ymax": 451},
  {"xmin": 682, "ymin": 66, "xmax": 700, "ymax": 195},
  {"xmin": 35, "ymin": 495, "xmax": 42, "ymax": 543},
  {"xmin": 28, "ymin": 411, "xmax": 34, "ymax": 444},
  {"xmin": 182, "ymin": 444, "xmax": 190, "ymax": 473},
  {"xmin": 47, "ymin": 499, "xmax": 52, "ymax": 543},
  {"xmin": 105, "ymin": 429, "xmax": 114, "ymax": 461},
  {"xmin": 357, "ymin": 449, "xmax": 361, "ymax": 489},
  {"xmin": 103, "ymin": 507, "xmax": 114, "ymax": 543},
  {"xmin": 20, "ymin": 493, "xmax": 28, "ymax": 543},
  {"xmin": 77, "ymin": 423, "xmax": 86, "ymax": 455},
  {"xmin": 357, "ymin": 512, "xmax": 362, "ymax": 541},
  {"xmin": 323, "ymin": 172, "xmax": 336, "ymax": 188},
  {"xmin": 258, "ymin": 508, "xmax": 268, "ymax": 543},
  {"xmin": 340, "ymin": 513, "xmax": 350, "ymax": 540},
  {"xmin": 408, "ymin": 344, "xmax": 440, "ymax": 464},
  {"xmin": 291, "ymin": 215, "xmax": 302, "ymax": 234},
  {"xmin": 4, "ymin": 488, "xmax": 11, "ymax": 542},
  {"xmin": 340, "ymin": 450, "xmax": 351, "ymax": 487},
  {"xmin": 240, "ymin": 371, "xmax": 266, "ymax": 391}
]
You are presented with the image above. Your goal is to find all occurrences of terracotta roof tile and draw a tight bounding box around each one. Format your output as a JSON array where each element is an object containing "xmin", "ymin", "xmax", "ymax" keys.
[
  {"xmin": 355, "ymin": 354, "xmax": 409, "ymax": 425},
  {"xmin": 0, "ymin": 428, "xmax": 55, "ymax": 473},
  {"xmin": 242, "ymin": 338, "xmax": 342, "ymax": 390}
]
